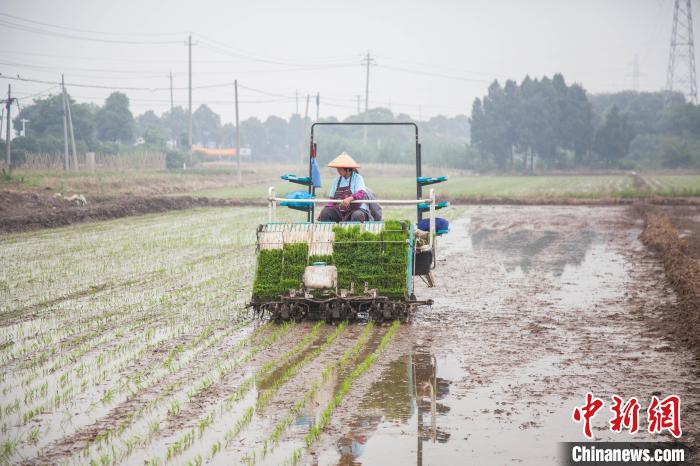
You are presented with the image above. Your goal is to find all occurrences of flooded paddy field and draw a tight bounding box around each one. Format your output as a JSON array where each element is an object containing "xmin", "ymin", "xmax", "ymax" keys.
[{"xmin": 0, "ymin": 205, "xmax": 697, "ymax": 465}]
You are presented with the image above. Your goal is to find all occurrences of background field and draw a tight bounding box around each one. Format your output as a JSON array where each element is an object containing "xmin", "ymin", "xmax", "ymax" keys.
[{"xmin": 4, "ymin": 164, "xmax": 699, "ymax": 201}]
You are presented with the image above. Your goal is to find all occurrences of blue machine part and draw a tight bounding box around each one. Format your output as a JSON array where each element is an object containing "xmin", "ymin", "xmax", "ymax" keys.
[
  {"xmin": 417, "ymin": 217, "xmax": 449, "ymax": 233},
  {"xmin": 280, "ymin": 190, "xmax": 315, "ymax": 209},
  {"xmin": 310, "ymin": 158, "xmax": 322, "ymax": 188},
  {"xmin": 417, "ymin": 176, "xmax": 448, "ymax": 186},
  {"xmin": 280, "ymin": 173, "xmax": 312, "ymax": 185},
  {"xmin": 417, "ymin": 201, "xmax": 450, "ymax": 211}
]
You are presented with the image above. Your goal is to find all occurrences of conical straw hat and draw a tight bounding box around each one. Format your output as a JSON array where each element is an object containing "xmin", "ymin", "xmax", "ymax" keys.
[{"xmin": 328, "ymin": 152, "xmax": 360, "ymax": 169}]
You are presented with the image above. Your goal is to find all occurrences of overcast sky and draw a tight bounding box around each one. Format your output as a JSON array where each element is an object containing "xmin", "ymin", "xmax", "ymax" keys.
[{"xmin": 0, "ymin": 0, "xmax": 686, "ymax": 126}]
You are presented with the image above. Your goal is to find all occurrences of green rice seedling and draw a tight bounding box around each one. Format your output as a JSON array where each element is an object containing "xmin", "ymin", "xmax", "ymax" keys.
[
  {"xmin": 167, "ymin": 400, "xmax": 180, "ymax": 417},
  {"xmin": 1, "ymin": 439, "xmax": 15, "ymax": 463},
  {"xmin": 333, "ymin": 222, "xmax": 409, "ymax": 298},
  {"xmin": 27, "ymin": 427, "xmax": 40, "ymax": 445},
  {"xmin": 252, "ymin": 243, "xmax": 309, "ymax": 299},
  {"xmin": 149, "ymin": 421, "xmax": 160, "ymax": 435},
  {"xmin": 101, "ymin": 389, "xmax": 114, "ymax": 405},
  {"xmin": 163, "ymin": 344, "xmax": 185, "ymax": 369}
]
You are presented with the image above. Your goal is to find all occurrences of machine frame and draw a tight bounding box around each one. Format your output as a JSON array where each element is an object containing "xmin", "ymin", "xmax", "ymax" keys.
[{"xmin": 251, "ymin": 122, "xmax": 448, "ymax": 323}]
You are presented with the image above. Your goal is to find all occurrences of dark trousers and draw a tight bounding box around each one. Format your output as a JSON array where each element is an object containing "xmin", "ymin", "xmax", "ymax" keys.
[{"xmin": 319, "ymin": 207, "xmax": 369, "ymax": 222}]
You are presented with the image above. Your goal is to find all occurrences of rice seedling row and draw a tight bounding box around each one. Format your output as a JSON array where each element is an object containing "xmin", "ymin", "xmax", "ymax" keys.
[
  {"xmin": 0, "ymin": 208, "xmax": 409, "ymax": 466},
  {"xmin": 74, "ymin": 322, "xmax": 293, "ymax": 466},
  {"xmin": 1, "ymin": 238, "xmax": 255, "ymax": 373},
  {"xmin": 178, "ymin": 322, "xmax": 348, "ymax": 466},
  {"xmin": 240, "ymin": 322, "xmax": 376, "ymax": 465},
  {"xmin": 146, "ymin": 322, "xmax": 325, "ymax": 464},
  {"xmin": 285, "ymin": 320, "xmax": 400, "ymax": 465},
  {"xmin": 0, "ymin": 242, "xmax": 253, "ymax": 362},
  {"xmin": 23, "ymin": 321, "xmax": 265, "ymax": 464},
  {"xmin": 0, "ymin": 263, "xmax": 249, "ymax": 404}
]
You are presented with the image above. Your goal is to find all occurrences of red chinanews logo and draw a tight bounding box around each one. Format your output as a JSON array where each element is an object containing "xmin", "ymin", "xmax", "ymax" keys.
[{"xmin": 572, "ymin": 393, "xmax": 682, "ymax": 439}]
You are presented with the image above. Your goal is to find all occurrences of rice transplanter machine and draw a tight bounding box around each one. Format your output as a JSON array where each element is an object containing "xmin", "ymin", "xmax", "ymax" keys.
[{"xmin": 249, "ymin": 122, "xmax": 449, "ymax": 323}]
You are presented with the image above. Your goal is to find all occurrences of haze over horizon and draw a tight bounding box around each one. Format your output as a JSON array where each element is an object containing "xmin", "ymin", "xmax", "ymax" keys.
[{"xmin": 0, "ymin": 0, "xmax": 687, "ymax": 127}]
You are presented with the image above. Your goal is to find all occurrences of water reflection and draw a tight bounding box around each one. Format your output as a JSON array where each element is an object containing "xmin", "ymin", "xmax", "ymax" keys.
[
  {"xmin": 334, "ymin": 347, "xmax": 451, "ymax": 465},
  {"xmin": 471, "ymin": 227, "xmax": 597, "ymax": 276}
]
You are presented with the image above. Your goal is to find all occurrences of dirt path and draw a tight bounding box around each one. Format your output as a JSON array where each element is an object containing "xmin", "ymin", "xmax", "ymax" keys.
[
  {"xmin": 302, "ymin": 205, "xmax": 700, "ymax": 465},
  {"xmin": 2, "ymin": 188, "xmax": 699, "ymax": 235},
  {"xmin": 0, "ymin": 190, "xmax": 264, "ymax": 234}
]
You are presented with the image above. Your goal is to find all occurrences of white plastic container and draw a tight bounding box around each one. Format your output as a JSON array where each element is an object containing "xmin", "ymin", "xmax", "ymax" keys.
[{"xmin": 303, "ymin": 264, "xmax": 337, "ymax": 289}]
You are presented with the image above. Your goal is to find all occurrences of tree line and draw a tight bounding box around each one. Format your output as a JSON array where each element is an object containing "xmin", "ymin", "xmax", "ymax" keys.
[
  {"xmin": 6, "ymin": 73, "xmax": 700, "ymax": 171},
  {"xmin": 470, "ymin": 74, "xmax": 700, "ymax": 171}
]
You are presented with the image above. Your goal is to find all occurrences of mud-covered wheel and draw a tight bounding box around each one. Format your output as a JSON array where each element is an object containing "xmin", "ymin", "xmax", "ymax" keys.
[
  {"xmin": 289, "ymin": 303, "xmax": 306, "ymax": 322},
  {"xmin": 325, "ymin": 300, "xmax": 345, "ymax": 324},
  {"xmin": 369, "ymin": 303, "xmax": 384, "ymax": 323},
  {"xmin": 270, "ymin": 303, "xmax": 291, "ymax": 323}
]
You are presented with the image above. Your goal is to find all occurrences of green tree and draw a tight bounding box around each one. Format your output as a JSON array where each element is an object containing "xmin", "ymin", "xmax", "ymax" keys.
[
  {"xmin": 219, "ymin": 123, "xmax": 236, "ymax": 147},
  {"xmin": 264, "ymin": 115, "xmax": 288, "ymax": 155},
  {"xmin": 162, "ymin": 106, "xmax": 188, "ymax": 147},
  {"xmin": 135, "ymin": 110, "xmax": 163, "ymax": 138},
  {"xmin": 14, "ymin": 94, "xmax": 97, "ymax": 151},
  {"xmin": 564, "ymin": 84, "xmax": 594, "ymax": 165},
  {"xmin": 192, "ymin": 104, "xmax": 221, "ymax": 145},
  {"xmin": 593, "ymin": 105, "xmax": 634, "ymax": 167},
  {"xmin": 240, "ymin": 117, "xmax": 267, "ymax": 158},
  {"xmin": 660, "ymin": 136, "xmax": 700, "ymax": 168},
  {"xmin": 96, "ymin": 92, "xmax": 134, "ymax": 143}
]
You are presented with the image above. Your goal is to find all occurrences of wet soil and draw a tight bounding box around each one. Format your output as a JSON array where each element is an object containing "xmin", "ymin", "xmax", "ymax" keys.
[
  {"xmin": 636, "ymin": 205, "xmax": 700, "ymax": 358},
  {"xmin": 5, "ymin": 204, "xmax": 700, "ymax": 465},
  {"xmin": 300, "ymin": 206, "xmax": 700, "ymax": 465},
  {"xmin": 0, "ymin": 190, "xmax": 264, "ymax": 234},
  {"xmin": 446, "ymin": 195, "xmax": 700, "ymax": 206}
]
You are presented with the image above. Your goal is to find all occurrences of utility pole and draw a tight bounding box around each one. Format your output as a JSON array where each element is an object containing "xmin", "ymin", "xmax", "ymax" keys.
[
  {"xmin": 234, "ymin": 79, "xmax": 241, "ymax": 185},
  {"xmin": 188, "ymin": 34, "xmax": 193, "ymax": 164},
  {"xmin": 4, "ymin": 84, "xmax": 16, "ymax": 171},
  {"xmin": 169, "ymin": 71, "xmax": 174, "ymax": 113},
  {"xmin": 315, "ymin": 92, "xmax": 320, "ymax": 121},
  {"xmin": 666, "ymin": 0, "xmax": 697, "ymax": 103},
  {"xmin": 361, "ymin": 51, "xmax": 375, "ymax": 144},
  {"xmin": 66, "ymin": 92, "xmax": 78, "ymax": 171},
  {"xmin": 61, "ymin": 75, "xmax": 69, "ymax": 171},
  {"xmin": 295, "ymin": 90, "xmax": 299, "ymax": 114}
]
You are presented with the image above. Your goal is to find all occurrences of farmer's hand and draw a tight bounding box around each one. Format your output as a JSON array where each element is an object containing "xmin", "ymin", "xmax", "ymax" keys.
[{"xmin": 340, "ymin": 195, "xmax": 353, "ymax": 209}]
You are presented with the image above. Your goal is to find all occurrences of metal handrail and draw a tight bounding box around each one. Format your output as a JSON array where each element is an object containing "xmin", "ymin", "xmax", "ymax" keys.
[
  {"xmin": 267, "ymin": 186, "xmax": 437, "ymax": 249},
  {"xmin": 270, "ymin": 197, "xmax": 425, "ymax": 205}
]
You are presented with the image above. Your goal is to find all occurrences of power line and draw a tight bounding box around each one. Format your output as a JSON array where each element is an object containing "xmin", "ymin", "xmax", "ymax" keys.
[
  {"xmin": 0, "ymin": 74, "xmax": 178, "ymax": 91},
  {"xmin": 0, "ymin": 12, "xmax": 187, "ymax": 37},
  {"xmin": 15, "ymin": 85, "xmax": 58, "ymax": 101},
  {"xmin": 0, "ymin": 18, "xmax": 182, "ymax": 45},
  {"xmin": 380, "ymin": 64, "xmax": 493, "ymax": 83},
  {"xmin": 0, "ymin": 59, "xmax": 171, "ymax": 76},
  {"xmin": 379, "ymin": 55, "xmax": 508, "ymax": 78},
  {"xmin": 0, "ymin": 48, "xmax": 252, "ymax": 64},
  {"xmin": 194, "ymin": 32, "xmax": 360, "ymax": 67}
]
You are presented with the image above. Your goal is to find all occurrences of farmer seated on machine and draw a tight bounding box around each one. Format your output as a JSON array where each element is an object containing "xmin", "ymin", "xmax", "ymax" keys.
[{"xmin": 318, "ymin": 152, "xmax": 370, "ymax": 222}]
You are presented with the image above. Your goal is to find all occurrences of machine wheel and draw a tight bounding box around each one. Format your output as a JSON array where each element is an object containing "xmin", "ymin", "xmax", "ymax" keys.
[{"xmin": 289, "ymin": 303, "xmax": 306, "ymax": 322}]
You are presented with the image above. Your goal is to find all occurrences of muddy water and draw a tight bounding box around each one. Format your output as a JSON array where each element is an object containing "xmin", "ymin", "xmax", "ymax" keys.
[{"xmin": 306, "ymin": 206, "xmax": 700, "ymax": 465}]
